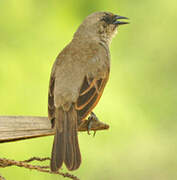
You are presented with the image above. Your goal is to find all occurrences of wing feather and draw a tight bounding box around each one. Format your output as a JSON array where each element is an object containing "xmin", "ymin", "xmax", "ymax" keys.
[
  {"xmin": 48, "ymin": 75, "xmax": 55, "ymax": 127},
  {"xmin": 75, "ymin": 73, "xmax": 109, "ymax": 120}
]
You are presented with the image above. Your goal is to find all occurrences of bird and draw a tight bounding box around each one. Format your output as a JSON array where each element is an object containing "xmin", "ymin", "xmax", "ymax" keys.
[{"xmin": 48, "ymin": 11, "xmax": 129, "ymax": 172}]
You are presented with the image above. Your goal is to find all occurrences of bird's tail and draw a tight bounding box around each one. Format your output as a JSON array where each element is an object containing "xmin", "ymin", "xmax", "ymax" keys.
[{"xmin": 50, "ymin": 105, "xmax": 81, "ymax": 171}]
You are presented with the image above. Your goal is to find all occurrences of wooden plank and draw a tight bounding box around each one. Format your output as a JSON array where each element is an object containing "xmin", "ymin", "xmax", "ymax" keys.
[{"xmin": 0, "ymin": 116, "xmax": 109, "ymax": 143}]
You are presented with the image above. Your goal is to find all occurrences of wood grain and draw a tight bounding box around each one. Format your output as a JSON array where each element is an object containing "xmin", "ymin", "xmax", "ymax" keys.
[{"xmin": 0, "ymin": 116, "xmax": 109, "ymax": 143}]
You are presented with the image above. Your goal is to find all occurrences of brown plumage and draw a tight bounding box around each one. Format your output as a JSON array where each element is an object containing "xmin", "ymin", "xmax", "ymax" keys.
[{"xmin": 48, "ymin": 11, "xmax": 128, "ymax": 172}]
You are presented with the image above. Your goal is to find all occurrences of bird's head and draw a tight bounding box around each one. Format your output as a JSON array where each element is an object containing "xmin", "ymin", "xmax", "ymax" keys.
[{"xmin": 74, "ymin": 12, "xmax": 129, "ymax": 45}]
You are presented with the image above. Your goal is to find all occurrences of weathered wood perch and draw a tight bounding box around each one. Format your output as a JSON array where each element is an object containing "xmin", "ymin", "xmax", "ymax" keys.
[{"xmin": 0, "ymin": 116, "xmax": 109, "ymax": 143}]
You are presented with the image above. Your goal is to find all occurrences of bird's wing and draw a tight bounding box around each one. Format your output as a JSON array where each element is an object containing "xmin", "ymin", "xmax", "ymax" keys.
[
  {"xmin": 48, "ymin": 73, "xmax": 55, "ymax": 125},
  {"xmin": 75, "ymin": 72, "xmax": 109, "ymax": 120}
]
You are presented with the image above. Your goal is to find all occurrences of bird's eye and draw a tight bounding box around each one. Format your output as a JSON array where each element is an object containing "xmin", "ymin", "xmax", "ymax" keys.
[{"xmin": 101, "ymin": 14, "xmax": 112, "ymax": 24}]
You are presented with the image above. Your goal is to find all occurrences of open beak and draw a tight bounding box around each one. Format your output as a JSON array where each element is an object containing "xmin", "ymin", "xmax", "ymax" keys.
[{"xmin": 113, "ymin": 15, "xmax": 129, "ymax": 25}]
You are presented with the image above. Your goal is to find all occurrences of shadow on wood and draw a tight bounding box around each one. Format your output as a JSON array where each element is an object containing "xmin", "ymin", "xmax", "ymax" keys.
[{"xmin": 0, "ymin": 116, "xmax": 109, "ymax": 143}]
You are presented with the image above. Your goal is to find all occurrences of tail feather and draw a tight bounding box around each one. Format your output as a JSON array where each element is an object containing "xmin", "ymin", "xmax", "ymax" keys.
[
  {"xmin": 65, "ymin": 107, "xmax": 81, "ymax": 170},
  {"xmin": 50, "ymin": 108, "xmax": 66, "ymax": 171},
  {"xmin": 50, "ymin": 105, "xmax": 81, "ymax": 172},
  {"xmin": 64, "ymin": 114, "xmax": 74, "ymax": 169}
]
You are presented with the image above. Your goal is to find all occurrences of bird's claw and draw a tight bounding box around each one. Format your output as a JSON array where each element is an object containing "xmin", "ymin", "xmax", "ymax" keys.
[{"xmin": 87, "ymin": 112, "xmax": 99, "ymax": 137}]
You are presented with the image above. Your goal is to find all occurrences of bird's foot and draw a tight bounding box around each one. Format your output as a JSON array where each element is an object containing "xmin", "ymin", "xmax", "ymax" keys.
[{"xmin": 87, "ymin": 112, "xmax": 99, "ymax": 137}]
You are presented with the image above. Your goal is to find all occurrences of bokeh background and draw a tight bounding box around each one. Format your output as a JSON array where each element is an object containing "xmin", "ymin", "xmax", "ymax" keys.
[{"xmin": 0, "ymin": 0, "xmax": 177, "ymax": 180}]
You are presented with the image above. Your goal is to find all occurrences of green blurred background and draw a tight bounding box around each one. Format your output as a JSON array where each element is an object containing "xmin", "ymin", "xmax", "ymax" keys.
[{"xmin": 0, "ymin": 0, "xmax": 177, "ymax": 179}]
